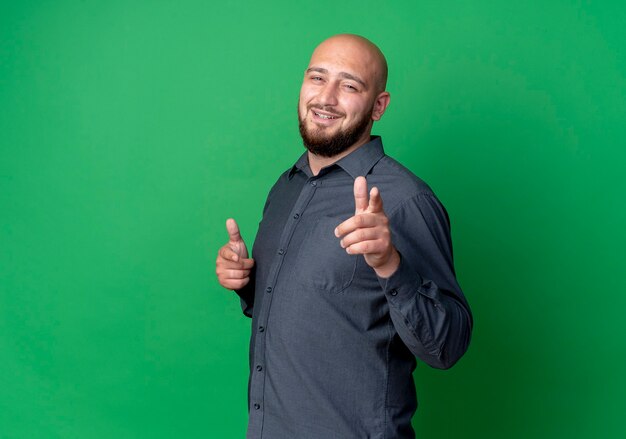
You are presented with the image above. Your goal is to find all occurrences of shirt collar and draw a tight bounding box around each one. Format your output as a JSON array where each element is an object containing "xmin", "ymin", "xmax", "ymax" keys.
[
  {"xmin": 289, "ymin": 151, "xmax": 311, "ymax": 178},
  {"xmin": 289, "ymin": 136, "xmax": 385, "ymax": 179}
]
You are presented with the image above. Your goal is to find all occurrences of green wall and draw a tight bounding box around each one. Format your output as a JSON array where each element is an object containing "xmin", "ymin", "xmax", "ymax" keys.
[{"xmin": 1, "ymin": 1, "xmax": 625, "ymax": 437}]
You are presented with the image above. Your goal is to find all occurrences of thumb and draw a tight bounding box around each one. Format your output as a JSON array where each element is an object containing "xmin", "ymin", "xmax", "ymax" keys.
[
  {"xmin": 353, "ymin": 176, "xmax": 369, "ymax": 213},
  {"xmin": 226, "ymin": 218, "xmax": 243, "ymax": 243}
]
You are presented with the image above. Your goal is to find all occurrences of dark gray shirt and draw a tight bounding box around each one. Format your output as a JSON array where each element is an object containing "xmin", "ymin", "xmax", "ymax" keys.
[{"xmin": 237, "ymin": 136, "xmax": 472, "ymax": 439}]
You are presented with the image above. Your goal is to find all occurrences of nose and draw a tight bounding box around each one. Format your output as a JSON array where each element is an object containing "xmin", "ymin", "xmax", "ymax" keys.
[{"xmin": 317, "ymin": 82, "xmax": 339, "ymax": 107}]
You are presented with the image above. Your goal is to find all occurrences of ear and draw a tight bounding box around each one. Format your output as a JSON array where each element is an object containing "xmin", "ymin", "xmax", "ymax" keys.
[{"xmin": 371, "ymin": 91, "xmax": 391, "ymax": 121}]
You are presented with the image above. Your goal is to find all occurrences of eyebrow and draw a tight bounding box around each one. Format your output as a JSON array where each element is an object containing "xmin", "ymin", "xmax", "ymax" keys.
[{"xmin": 306, "ymin": 67, "xmax": 368, "ymax": 89}]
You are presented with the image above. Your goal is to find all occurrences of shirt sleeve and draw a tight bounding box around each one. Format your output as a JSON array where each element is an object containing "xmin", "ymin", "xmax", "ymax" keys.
[
  {"xmin": 378, "ymin": 192, "xmax": 473, "ymax": 369},
  {"xmin": 234, "ymin": 176, "xmax": 282, "ymax": 319},
  {"xmin": 235, "ymin": 270, "xmax": 255, "ymax": 318}
]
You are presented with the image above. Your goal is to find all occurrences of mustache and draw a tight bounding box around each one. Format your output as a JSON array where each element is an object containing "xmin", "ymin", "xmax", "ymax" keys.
[{"xmin": 308, "ymin": 105, "xmax": 344, "ymax": 117}]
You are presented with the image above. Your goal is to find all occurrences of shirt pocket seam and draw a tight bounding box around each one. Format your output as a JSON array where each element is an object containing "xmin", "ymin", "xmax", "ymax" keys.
[{"xmin": 297, "ymin": 216, "xmax": 358, "ymax": 294}]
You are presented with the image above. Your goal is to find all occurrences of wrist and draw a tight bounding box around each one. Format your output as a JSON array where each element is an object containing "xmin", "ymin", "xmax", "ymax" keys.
[{"xmin": 373, "ymin": 247, "xmax": 400, "ymax": 279}]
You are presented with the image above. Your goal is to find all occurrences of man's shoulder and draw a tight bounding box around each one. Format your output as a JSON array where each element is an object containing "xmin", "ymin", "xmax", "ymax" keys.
[
  {"xmin": 370, "ymin": 155, "xmax": 449, "ymax": 224},
  {"xmin": 371, "ymin": 154, "xmax": 435, "ymax": 197}
]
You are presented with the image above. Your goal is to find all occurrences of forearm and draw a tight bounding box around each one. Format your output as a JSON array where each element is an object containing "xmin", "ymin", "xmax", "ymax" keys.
[{"xmin": 379, "ymin": 255, "xmax": 472, "ymax": 369}]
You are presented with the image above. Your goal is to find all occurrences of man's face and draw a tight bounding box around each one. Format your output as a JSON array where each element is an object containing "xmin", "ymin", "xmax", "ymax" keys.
[{"xmin": 298, "ymin": 38, "xmax": 384, "ymax": 158}]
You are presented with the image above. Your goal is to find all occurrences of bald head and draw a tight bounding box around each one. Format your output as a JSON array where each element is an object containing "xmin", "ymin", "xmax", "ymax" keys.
[
  {"xmin": 309, "ymin": 34, "xmax": 388, "ymax": 93},
  {"xmin": 298, "ymin": 34, "xmax": 392, "ymax": 160}
]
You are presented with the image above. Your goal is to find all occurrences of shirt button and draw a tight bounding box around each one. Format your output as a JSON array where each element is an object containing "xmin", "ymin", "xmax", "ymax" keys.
[
  {"xmin": 390, "ymin": 289, "xmax": 398, "ymax": 296},
  {"xmin": 256, "ymin": 365, "xmax": 263, "ymax": 372},
  {"xmin": 258, "ymin": 326, "xmax": 265, "ymax": 332},
  {"xmin": 293, "ymin": 213, "xmax": 300, "ymax": 219},
  {"xmin": 266, "ymin": 286, "xmax": 272, "ymax": 293},
  {"xmin": 254, "ymin": 403, "xmax": 260, "ymax": 410},
  {"xmin": 310, "ymin": 181, "xmax": 317, "ymax": 186},
  {"xmin": 278, "ymin": 249, "xmax": 284, "ymax": 255}
]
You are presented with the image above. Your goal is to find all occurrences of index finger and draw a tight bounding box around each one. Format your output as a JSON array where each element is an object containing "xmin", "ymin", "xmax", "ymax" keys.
[
  {"xmin": 368, "ymin": 186, "xmax": 384, "ymax": 213},
  {"xmin": 219, "ymin": 245, "xmax": 240, "ymax": 262}
]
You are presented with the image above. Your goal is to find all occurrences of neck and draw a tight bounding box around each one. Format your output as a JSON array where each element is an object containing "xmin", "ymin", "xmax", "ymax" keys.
[{"xmin": 308, "ymin": 134, "xmax": 372, "ymax": 176}]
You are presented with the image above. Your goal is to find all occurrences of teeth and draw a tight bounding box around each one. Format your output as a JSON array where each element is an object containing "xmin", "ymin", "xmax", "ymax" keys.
[{"xmin": 314, "ymin": 111, "xmax": 336, "ymax": 119}]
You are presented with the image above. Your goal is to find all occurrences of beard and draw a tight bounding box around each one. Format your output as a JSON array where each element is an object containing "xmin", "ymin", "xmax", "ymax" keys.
[{"xmin": 298, "ymin": 104, "xmax": 373, "ymax": 158}]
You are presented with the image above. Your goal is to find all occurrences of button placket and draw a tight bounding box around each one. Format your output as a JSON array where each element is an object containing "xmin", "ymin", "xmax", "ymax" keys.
[{"xmin": 247, "ymin": 176, "xmax": 319, "ymax": 433}]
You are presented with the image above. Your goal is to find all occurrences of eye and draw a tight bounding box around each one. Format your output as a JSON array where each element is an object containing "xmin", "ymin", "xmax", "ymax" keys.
[
  {"xmin": 344, "ymin": 83, "xmax": 358, "ymax": 92},
  {"xmin": 311, "ymin": 76, "xmax": 323, "ymax": 82}
]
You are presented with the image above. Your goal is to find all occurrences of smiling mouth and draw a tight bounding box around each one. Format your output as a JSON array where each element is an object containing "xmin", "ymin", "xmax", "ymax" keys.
[{"xmin": 312, "ymin": 110, "xmax": 342, "ymax": 120}]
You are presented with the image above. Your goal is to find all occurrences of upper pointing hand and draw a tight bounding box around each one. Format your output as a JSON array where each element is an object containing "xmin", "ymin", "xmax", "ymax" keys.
[{"xmin": 334, "ymin": 176, "xmax": 400, "ymax": 278}]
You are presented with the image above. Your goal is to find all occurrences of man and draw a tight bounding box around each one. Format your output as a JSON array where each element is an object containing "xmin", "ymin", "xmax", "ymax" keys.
[{"xmin": 216, "ymin": 34, "xmax": 472, "ymax": 439}]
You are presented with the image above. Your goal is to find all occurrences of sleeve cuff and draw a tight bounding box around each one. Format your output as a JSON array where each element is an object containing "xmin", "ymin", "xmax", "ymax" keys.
[{"xmin": 377, "ymin": 252, "xmax": 445, "ymax": 309}]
